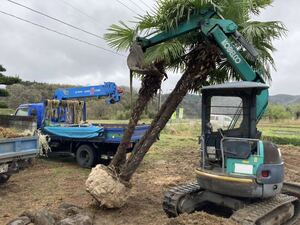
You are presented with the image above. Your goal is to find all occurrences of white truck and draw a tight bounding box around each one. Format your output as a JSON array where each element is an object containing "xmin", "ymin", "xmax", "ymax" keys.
[{"xmin": 210, "ymin": 114, "xmax": 233, "ymax": 131}]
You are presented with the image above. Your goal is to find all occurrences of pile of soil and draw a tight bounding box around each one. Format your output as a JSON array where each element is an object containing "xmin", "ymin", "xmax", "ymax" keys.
[
  {"xmin": 0, "ymin": 127, "xmax": 25, "ymax": 138},
  {"xmin": 281, "ymin": 145, "xmax": 300, "ymax": 182}
]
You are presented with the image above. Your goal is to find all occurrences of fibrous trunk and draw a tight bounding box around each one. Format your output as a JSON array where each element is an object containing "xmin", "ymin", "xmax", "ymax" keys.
[{"xmin": 109, "ymin": 69, "xmax": 165, "ymax": 172}]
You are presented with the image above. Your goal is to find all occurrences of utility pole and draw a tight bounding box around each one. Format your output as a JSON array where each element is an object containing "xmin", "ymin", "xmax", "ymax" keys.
[{"xmin": 157, "ymin": 88, "xmax": 161, "ymax": 112}]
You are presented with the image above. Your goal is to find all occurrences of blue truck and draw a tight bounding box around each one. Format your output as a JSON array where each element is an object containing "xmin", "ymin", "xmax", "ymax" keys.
[
  {"xmin": 0, "ymin": 115, "xmax": 38, "ymax": 184},
  {"xmin": 15, "ymin": 82, "xmax": 149, "ymax": 168}
]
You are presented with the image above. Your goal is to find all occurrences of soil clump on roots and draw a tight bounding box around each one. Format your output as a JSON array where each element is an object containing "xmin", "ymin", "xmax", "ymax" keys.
[{"xmin": 85, "ymin": 165, "xmax": 131, "ymax": 208}]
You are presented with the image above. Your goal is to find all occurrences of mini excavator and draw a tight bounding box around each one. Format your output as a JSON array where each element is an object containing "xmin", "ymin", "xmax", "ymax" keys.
[{"xmin": 127, "ymin": 8, "xmax": 300, "ymax": 225}]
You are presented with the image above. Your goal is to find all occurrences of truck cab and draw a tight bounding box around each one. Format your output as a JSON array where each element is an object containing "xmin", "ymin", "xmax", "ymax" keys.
[{"xmin": 15, "ymin": 103, "xmax": 44, "ymax": 129}]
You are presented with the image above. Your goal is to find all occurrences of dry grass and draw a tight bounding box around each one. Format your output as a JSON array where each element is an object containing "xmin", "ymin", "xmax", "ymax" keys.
[
  {"xmin": 0, "ymin": 127, "xmax": 25, "ymax": 139},
  {"xmin": 0, "ymin": 120, "xmax": 299, "ymax": 224}
]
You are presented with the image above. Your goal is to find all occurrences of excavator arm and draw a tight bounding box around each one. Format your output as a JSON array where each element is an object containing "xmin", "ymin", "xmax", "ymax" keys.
[{"xmin": 128, "ymin": 9, "xmax": 268, "ymax": 121}]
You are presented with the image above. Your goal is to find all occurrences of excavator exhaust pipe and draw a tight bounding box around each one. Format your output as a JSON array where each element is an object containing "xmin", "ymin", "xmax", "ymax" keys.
[{"xmin": 127, "ymin": 42, "xmax": 150, "ymax": 73}]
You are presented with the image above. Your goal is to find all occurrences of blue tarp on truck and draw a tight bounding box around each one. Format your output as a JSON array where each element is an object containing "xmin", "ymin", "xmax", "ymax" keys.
[{"xmin": 43, "ymin": 125, "xmax": 104, "ymax": 139}]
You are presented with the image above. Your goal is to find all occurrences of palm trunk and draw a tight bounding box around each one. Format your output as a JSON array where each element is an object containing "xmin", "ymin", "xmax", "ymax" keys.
[
  {"xmin": 109, "ymin": 70, "xmax": 164, "ymax": 172},
  {"xmin": 120, "ymin": 43, "xmax": 219, "ymax": 182}
]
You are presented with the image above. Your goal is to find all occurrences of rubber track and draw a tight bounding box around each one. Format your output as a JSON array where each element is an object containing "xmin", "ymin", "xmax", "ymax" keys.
[
  {"xmin": 231, "ymin": 194, "xmax": 298, "ymax": 225},
  {"xmin": 162, "ymin": 181, "xmax": 201, "ymax": 217}
]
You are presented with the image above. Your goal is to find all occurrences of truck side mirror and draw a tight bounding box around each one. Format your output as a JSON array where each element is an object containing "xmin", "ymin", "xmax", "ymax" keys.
[{"xmin": 31, "ymin": 109, "xmax": 37, "ymax": 117}]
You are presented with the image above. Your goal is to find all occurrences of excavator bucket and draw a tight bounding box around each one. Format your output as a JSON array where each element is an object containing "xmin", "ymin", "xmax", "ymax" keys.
[{"xmin": 127, "ymin": 42, "xmax": 148, "ymax": 73}]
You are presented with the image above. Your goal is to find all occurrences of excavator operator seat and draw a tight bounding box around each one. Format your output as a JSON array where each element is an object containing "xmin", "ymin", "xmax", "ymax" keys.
[{"xmin": 222, "ymin": 139, "xmax": 252, "ymax": 159}]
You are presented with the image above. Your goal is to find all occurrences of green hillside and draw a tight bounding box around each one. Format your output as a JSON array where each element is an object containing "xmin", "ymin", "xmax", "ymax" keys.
[{"xmin": 1, "ymin": 81, "xmax": 300, "ymax": 120}]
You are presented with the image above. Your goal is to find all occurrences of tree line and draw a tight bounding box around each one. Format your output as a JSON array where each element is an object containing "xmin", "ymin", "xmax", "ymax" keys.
[
  {"xmin": 1, "ymin": 73, "xmax": 201, "ymax": 120},
  {"xmin": 1, "ymin": 64, "xmax": 299, "ymax": 121}
]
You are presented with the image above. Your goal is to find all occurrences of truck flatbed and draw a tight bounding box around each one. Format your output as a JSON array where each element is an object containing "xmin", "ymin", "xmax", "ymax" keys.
[
  {"xmin": 43, "ymin": 123, "xmax": 149, "ymax": 168},
  {"xmin": 0, "ymin": 136, "xmax": 38, "ymax": 164}
]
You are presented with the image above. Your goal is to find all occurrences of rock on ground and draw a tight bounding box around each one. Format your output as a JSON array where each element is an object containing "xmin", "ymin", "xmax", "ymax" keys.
[
  {"xmin": 85, "ymin": 165, "xmax": 130, "ymax": 208},
  {"xmin": 6, "ymin": 216, "xmax": 31, "ymax": 225},
  {"xmin": 56, "ymin": 214, "xmax": 92, "ymax": 225},
  {"xmin": 7, "ymin": 203, "xmax": 92, "ymax": 225}
]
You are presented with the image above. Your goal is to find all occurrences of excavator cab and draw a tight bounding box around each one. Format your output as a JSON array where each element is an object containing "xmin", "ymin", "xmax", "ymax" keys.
[
  {"xmin": 163, "ymin": 82, "xmax": 300, "ymax": 224},
  {"xmin": 198, "ymin": 81, "xmax": 284, "ymax": 199}
]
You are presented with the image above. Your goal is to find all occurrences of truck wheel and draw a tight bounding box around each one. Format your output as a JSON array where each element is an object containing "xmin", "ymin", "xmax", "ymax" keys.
[
  {"xmin": 0, "ymin": 174, "xmax": 10, "ymax": 184},
  {"xmin": 76, "ymin": 145, "xmax": 96, "ymax": 168}
]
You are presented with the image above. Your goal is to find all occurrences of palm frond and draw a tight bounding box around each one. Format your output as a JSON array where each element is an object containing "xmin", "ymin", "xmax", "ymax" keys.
[
  {"xmin": 240, "ymin": 20, "xmax": 287, "ymax": 75},
  {"xmin": 144, "ymin": 40, "xmax": 186, "ymax": 66},
  {"xmin": 104, "ymin": 21, "xmax": 137, "ymax": 51}
]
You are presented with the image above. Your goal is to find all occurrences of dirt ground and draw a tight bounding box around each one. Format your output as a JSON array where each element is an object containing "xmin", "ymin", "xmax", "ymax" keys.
[{"xmin": 0, "ymin": 142, "xmax": 299, "ymax": 225}]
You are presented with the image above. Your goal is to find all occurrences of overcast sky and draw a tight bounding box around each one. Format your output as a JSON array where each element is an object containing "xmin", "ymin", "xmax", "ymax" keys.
[{"xmin": 0, "ymin": 0, "xmax": 299, "ymax": 95}]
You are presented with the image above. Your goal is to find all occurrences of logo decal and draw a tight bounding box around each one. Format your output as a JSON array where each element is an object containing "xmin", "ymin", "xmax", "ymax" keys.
[{"xmin": 221, "ymin": 39, "xmax": 242, "ymax": 64}]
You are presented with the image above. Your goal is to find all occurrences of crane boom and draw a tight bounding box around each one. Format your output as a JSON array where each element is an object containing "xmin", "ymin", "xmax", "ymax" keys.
[
  {"xmin": 128, "ymin": 9, "xmax": 268, "ymax": 121},
  {"xmin": 53, "ymin": 82, "xmax": 121, "ymax": 104}
]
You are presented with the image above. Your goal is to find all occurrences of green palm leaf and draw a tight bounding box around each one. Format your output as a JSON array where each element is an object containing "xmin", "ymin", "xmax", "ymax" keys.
[{"xmin": 104, "ymin": 21, "xmax": 137, "ymax": 51}]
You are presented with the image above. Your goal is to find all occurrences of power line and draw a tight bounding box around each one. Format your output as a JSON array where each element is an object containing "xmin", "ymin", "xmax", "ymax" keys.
[
  {"xmin": 126, "ymin": 0, "xmax": 144, "ymax": 12},
  {"xmin": 114, "ymin": 0, "xmax": 137, "ymax": 14},
  {"xmin": 57, "ymin": 0, "xmax": 101, "ymax": 26},
  {"xmin": 0, "ymin": 10, "xmax": 125, "ymax": 57},
  {"xmin": 138, "ymin": 0, "xmax": 152, "ymax": 10},
  {"xmin": 6, "ymin": 0, "xmax": 104, "ymax": 40}
]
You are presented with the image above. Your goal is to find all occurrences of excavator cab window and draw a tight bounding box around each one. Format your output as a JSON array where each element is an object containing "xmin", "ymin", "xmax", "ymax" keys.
[
  {"xmin": 203, "ymin": 95, "xmax": 251, "ymax": 166},
  {"xmin": 209, "ymin": 96, "xmax": 245, "ymax": 132}
]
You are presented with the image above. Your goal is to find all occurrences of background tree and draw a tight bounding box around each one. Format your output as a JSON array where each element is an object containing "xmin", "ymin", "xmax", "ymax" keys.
[
  {"xmin": 265, "ymin": 104, "xmax": 293, "ymax": 121},
  {"xmin": 0, "ymin": 65, "xmax": 21, "ymax": 108},
  {"xmin": 89, "ymin": 0, "xmax": 286, "ymax": 207}
]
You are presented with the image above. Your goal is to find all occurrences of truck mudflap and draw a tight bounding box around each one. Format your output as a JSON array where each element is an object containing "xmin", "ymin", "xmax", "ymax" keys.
[
  {"xmin": 0, "ymin": 161, "xmax": 22, "ymax": 184},
  {"xmin": 0, "ymin": 161, "xmax": 17, "ymax": 175}
]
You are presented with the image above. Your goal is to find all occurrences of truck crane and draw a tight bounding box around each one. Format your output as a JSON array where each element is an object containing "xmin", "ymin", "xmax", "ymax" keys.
[
  {"xmin": 53, "ymin": 82, "xmax": 121, "ymax": 121},
  {"xmin": 16, "ymin": 82, "xmax": 122, "ymax": 128},
  {"xmin": 128, "ymin": 8, "xmax": 300, "ymax": 224},
  {"xmin": 14, "ymin": 82, "xmax": 150, "ymax": 168}
]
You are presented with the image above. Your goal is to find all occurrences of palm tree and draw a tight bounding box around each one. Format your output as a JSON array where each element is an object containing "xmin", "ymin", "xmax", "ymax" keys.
[{"xmin": 87, "ymin": 0, "xmax": 286, "ymax": 206}]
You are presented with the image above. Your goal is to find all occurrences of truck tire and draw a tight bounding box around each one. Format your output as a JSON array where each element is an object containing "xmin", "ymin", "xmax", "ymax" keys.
[
  {"xmin": 0, "ymin": 174, "xmax": 10, "ymax": 184},
  {"xmin": 76, "ymin": 145, "xmax": 96, "ymax": 168}
]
